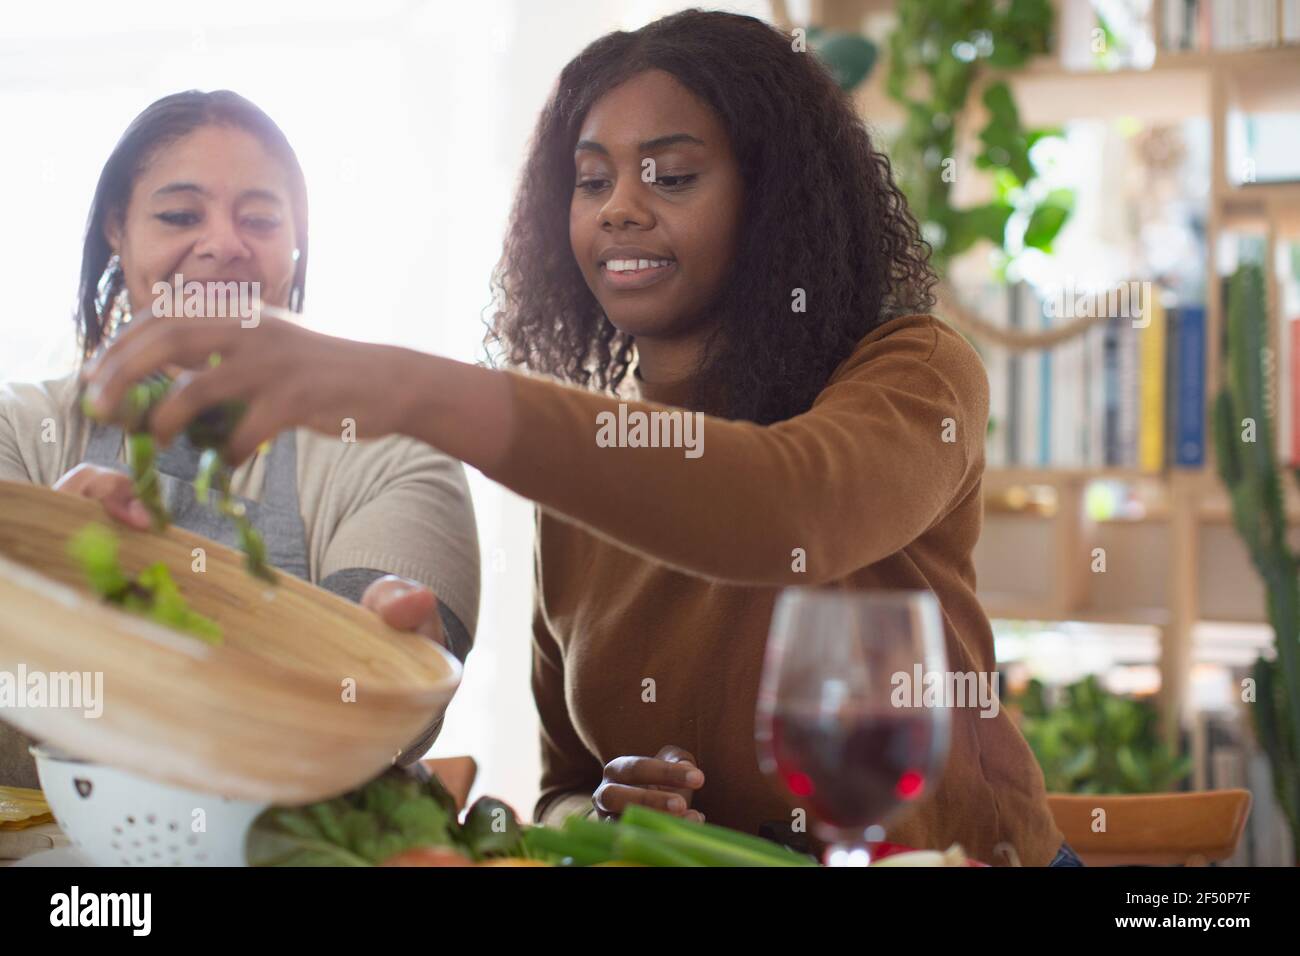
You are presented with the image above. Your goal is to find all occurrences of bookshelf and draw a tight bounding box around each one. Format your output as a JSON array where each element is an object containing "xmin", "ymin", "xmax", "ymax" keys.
[{"xmin": 817, "ymin": 0, "xmax": 1300, "ymax": 746}]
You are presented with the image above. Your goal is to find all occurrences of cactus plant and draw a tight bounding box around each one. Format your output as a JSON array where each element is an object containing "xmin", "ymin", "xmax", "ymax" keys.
[{"xmin": 1212, "ymin": 261, "xmax": 1300, "ymax": 857}]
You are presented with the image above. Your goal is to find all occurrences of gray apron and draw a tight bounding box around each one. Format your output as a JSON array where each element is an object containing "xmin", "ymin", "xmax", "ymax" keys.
[
  {"xmin": 82, "ymin": 422, "xmax": 310, "ymax": 581},
  {"xmin": 0, "ymin": 425, "xmax": 309, "ymax": 790}
]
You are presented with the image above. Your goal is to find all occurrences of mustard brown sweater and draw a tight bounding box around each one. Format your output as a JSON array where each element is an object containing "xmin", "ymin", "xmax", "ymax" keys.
[{"xmin": 486, "ymin": 313, "xmax": 1065, "ymax": 866}]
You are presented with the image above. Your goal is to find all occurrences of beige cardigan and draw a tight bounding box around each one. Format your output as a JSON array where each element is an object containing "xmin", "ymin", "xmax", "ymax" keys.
[{"xmin": 0, "ymin": 372, "xmax": 480, "ymax": 787}]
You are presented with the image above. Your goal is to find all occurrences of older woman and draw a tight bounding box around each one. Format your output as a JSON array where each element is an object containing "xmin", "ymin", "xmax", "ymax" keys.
[{"xmin": 0, "ymin": 90, "xmax": 480, "ymax": 787}]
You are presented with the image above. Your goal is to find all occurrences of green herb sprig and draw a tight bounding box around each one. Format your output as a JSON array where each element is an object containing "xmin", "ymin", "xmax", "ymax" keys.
[
  {"xmin": 68, "ymin": 523, "xmax": 222, "ymax": 644},
  {"xmin": 81, "ymin": 358, "xmax": 274, "ymax": 584}
]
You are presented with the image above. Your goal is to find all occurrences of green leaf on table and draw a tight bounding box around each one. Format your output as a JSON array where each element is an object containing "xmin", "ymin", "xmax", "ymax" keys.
[
  {"xmin": 246, "ymin": 768, "xmax": 458, "ymax": 866},
  {"xmin": 462, "ymin": 796, "xmax": 523, "ymax": 859}
]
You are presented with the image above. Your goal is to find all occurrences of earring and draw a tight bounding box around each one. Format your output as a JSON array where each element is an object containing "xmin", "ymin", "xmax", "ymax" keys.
[{"xmin": 96, "ymin": 254, "xmax": 133, "ymax": 341}]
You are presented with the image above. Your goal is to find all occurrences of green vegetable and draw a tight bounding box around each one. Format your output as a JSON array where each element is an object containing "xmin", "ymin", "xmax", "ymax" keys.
[
  {"xmin": 246, "ymin": 768, "xmax": 499, "ymax": 866},
  {"xmin": 247, "ymin": 771, "xmax": 820, "ymax": 868},
  {"xmin": 68, "ymin": 524, "xmax": 222, "ymax": 644},
  {"xmin": 519, "ymin": 823, "xmax": 613, "ymax": 867},
  {"xmin": 67, "ymin": 522, "xmax": 130, "ymax": 596},
  {"xmin": 1009, "ymin": 675, "xmax": 1190, "ymax": 793},
  {"xmin": 197, "ymin": 447, "xmax": 276, "ymax": 584},
  {"xmin": 618, "ymin": 804, "xmax": 815, "ymax": 866},
  {"xmin": 81, "ymin": 368, "xmax": 275, "ymax": 584},
  {"xmin": 461, "ymin": 796, "xmax": 523, "ymax": 857},
  {"xmin": 520, "ymin": 806, "xmax": 818, "ymax": 868},
  {"xmin": 126, "ymin": 431, "xmax": 169, "ymax": 531}
]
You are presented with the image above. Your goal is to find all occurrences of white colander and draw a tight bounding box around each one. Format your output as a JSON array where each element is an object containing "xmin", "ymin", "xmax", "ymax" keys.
[{"xmin": 31, "ymin": 745, "xmax": 266, "ymax": 866}]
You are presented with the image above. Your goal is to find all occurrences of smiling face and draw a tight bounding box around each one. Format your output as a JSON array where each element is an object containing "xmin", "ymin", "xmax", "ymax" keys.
[
  {"xmin": 569, "ymin": 69, "xmax": 744, "ymax": 349},
  {"xmin": 107, "ymin": 124, "xmax": 299, "ymax": 318}
]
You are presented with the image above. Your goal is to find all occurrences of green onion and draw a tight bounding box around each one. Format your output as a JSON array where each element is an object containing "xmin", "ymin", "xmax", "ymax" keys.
[
  {"xmin": 520, "ymin": 826, "xmax": 612, "ymax": 866},
  {"xmin": 82, "ymin": 372, "xmax": 275, "ymax": 584},
  {"xmin": 613, "ymin": 826, "xmax": 705, "ymax": 867},
  {"xmin": 127, "ymin": 432, "xmax": 170, "ymax": 531},
  {"xmin": 620, "ymin": 805, "xmax": 817, "ymax": 867}
]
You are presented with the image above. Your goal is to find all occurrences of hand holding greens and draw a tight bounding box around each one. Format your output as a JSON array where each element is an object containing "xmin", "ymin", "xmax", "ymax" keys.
[{"xmin": 81, "ymin": 359, "xmax": 275, "ymax": 584}]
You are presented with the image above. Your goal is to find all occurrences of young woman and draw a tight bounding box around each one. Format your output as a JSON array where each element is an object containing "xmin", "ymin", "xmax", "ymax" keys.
[
  {"xmin": 0, "ymin": 90, "xmax": 480, "ymax": 788},
  {"xmin": 83, "ymin": 13, "xmax": 1076, "ymax": 865}
]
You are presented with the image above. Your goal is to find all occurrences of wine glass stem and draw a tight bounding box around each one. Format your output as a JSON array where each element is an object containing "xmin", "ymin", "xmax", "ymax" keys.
[{"xmin": 824, "ymin": 841, "xmax": 872, "ymax": 867}]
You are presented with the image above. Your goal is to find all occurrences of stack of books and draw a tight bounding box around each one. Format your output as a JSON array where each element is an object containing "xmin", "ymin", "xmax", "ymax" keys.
[
  {"xmin": 1160, "ymin": 0, "xmax": 1300, "ymax": 53},
  {"xmin": 980, "ymin": 280, "xmax": 1206, "ymax": 472}
]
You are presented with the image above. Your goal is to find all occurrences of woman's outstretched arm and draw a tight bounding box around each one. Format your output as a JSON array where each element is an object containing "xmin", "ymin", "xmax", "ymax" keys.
[{"xmin": 84, "ymin": 313, "xmax": 985, "ymax": 587}]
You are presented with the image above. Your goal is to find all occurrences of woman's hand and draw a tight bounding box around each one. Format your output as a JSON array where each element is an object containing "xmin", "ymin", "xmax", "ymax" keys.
[
  {"xmin": 53, "ymin": 463, "xmax": 153, "ymax": 531},
  {"xmin": 80, "ymin": 313, "xmax": 424, "ymax": 467},
  {"xmin": 359, "ymin": 575, "xmax": 446, "ymax": 648},
  {"xmin": 593, "ymin": 745, "xmax": 705, "ymax": 821}
]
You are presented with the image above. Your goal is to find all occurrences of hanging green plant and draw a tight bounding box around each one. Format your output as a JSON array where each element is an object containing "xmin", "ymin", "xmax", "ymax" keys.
[{"xmin": 885, "ymin": 0, "xmax": 1072, "ymax": 273}]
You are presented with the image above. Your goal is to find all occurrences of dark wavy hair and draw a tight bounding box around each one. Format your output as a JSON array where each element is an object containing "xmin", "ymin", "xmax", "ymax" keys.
[
  {"xmin": 486, "ymin": 9, "xmax": 935, "ymax": 423},
  {"xmin": 76, "ymin": 90, "xmax": 309, "ymax": 360}
]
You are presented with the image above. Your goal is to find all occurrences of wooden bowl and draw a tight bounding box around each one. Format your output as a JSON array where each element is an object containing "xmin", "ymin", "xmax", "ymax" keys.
[{"xmin": 0, "ymin": 480, "xmax": 460, "ymax": 805}]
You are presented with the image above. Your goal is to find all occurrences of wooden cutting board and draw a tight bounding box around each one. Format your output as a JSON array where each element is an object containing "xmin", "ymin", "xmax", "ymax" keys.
[{"xmin": 0, "ymin": 480, "xmax": 460, "ymax": 804}]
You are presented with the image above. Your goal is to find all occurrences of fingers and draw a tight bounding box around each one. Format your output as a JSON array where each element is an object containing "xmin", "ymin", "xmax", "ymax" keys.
[
  {"xmin": 99, "ymin": 485, "xmax": 154, "ymax": 531},
  {"xmin": 82, "ymin": 316, "xmax": 247, "ymax": 421},
  {"xmin": 146, "ymin": 364, "xmax": 246, "ymax": 447},
  {"xmin": 219, "ymin": 391, "xmax": 296, "ymax": 467},
  {"xmin": 594, "ymin": 782, "xmax": 692, "ymax": 817},
  {"xmin": 53, "ymin": 464, "xmax": 152, "ymax": 530},
  {"xmin": 360, "ymin": 575, "xmax": 445, "ymax": 645},
  {"xmin": 655, "ymin": 744, "xmax": 699, "ymax": 767},
  {"xmin": 605, "ymin": 755, "xmax": 705, "ymax": 791}
]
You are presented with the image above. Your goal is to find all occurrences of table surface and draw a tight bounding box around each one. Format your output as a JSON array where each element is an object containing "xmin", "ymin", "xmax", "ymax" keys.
[{"xmin": 1, "ymin": 821, "xmax": 69, "ymax": 865}]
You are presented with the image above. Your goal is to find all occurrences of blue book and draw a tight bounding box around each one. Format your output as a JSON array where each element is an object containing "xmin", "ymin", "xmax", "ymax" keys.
[{"xmin": 1174, "ymin": 304, "xmax": 1206, "ymax": 467}]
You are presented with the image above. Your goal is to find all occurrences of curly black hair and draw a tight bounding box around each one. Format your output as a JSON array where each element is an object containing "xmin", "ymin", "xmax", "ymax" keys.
[{"xmin": 487, "ymin": 9, "xmax": 935, "ymax": 424}]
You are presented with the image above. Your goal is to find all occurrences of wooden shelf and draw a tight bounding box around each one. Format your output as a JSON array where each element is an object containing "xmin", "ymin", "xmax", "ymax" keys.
[
  {"xmin": 827, "ymin": 0, "xmax": 1298, "ymax": 745},
  {"xmin": 983, "ymin": 597, "xmax": 1171, "ymax": 628},
  {"xmin": 1151, "ymin": 46, "xmax": 1300, "ymax": 71},
  {"xmin": 984, "ymin": 467, "xmax": 1161, "ymax": 484}
]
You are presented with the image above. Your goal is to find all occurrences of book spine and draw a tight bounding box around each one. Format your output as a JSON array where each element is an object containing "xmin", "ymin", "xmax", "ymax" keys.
[
  {"xmin": 1139, "ymin": 294, "xmax": 1168, "ymax": 473},
  {"xmin": 1117, "ymin": 314, "xmax": 1140, "ymax": 468},
  {"xmin": 984, "ymin": 285, "xmax": 1009, "ymax": 470},
  {"xmin": 1165, "ymin": 303, "xmax": 1182, "ymax": 472},
  {"xmin": 1286, "ymin": 0, "xmax": 1300, "ymax": 43},
  {"xmin": 1037, "ymin": 290, "xmax": 1052, "ymax": 467},
  {"xmin": 1104, "ymin": 317, "xmax": 1122, "ymax": 466},
  {"xmin": 1090, "ymin": 320, "xmax": 1108, "ymax": 467},
  {"xmin": 1007, "ymin": 283, "xmax": 1021, "ymax": 466},
  {"xmin": 1175, "ymin": 304, "xmax": 1207, "ymax": 467}
]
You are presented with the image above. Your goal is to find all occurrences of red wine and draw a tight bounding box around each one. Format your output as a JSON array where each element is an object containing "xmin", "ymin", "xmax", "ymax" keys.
[{"xmin": 770, "ymin": 710, "xmax": 934, "ymax": 831}]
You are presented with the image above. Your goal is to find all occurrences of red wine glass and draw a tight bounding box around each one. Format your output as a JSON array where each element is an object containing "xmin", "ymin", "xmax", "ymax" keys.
[{"xmin": 756, "ymin": 588, "xmax": 951, "ymax": 866}]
